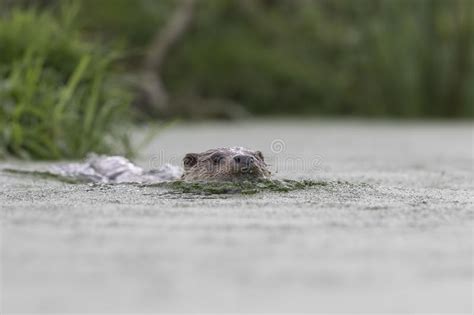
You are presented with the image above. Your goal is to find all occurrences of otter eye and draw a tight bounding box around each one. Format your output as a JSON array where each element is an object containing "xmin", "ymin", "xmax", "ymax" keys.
[
  {"xmin": 183, "ymin": 153, "xmax": 198, "ymax": 169},
  {"xmin": 211, "ymin": 154, "xmax": 224, "ymax": 164}
]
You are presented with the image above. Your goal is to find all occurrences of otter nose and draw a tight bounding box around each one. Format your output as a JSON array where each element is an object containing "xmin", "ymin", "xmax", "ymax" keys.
[{"xmin": 233, "ymin": 155, "xmax": 254, "ymax": 167}]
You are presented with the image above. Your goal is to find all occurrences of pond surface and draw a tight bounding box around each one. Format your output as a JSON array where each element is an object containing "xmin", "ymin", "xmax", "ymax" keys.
[{"xmin": 1, "ymin": 120, "xmax": 472, "ymax": 312}]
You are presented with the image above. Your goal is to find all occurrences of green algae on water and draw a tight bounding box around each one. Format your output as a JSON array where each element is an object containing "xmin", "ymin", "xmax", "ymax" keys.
[
  {"xmin": 4, "ymin": 168, "xmax": 329, "ymax": 195},
  {"xmin": 150, "ymin": 179, "xmax": 328, "ymax": 195},
  {"xmin": 3, "ymin": 168, "xmax": 88, "ymax": 184}
]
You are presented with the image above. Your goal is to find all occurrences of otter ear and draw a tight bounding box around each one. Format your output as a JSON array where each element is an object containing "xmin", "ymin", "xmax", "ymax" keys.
[
  {"xmin": 255, "ymin": 151, "xmax": 264, "ymax": 161},
  {"xmin": 183, "ymin": 153, "xmax": 198, "ymax": 169}
]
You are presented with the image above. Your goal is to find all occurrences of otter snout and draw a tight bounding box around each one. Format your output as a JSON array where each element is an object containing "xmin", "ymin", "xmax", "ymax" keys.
[{"xmin": 233, "ymin": 155, "xmax": 255, "ymax": 168}]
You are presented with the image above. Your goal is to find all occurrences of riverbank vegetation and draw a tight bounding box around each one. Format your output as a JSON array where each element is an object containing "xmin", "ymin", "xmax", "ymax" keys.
[
  {"xmin": 1, "ymin": 0, "xmax": 473, "ymax": 159},
  {"xmin": 80, "ymin": 0, "xmax": 474, "ymax": 118},
  {"xmin": 0, "ymin": 5, "xmax": 132, "ymax": 159}
]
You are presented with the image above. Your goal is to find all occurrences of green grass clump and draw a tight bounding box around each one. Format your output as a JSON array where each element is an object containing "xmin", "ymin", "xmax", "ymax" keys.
[{"xmin": 0, "ymin": 5, "xmax": 133, "ymax": 160}]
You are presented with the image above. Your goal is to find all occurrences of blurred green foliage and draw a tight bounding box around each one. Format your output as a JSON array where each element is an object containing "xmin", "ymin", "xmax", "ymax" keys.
[
  {"xmin": 165, "ymin": 0, "xmax": 474, "ymax": 117},
  {"xmin": 0, "ymin": 5, "xmax": 133, "ymax": 159},
  {"xmin": 1, "ymin": 0, "xmax": 473, "ymax": 126},
  {"xmin": 77, "ymin": 0, "xmax": 474, "ymax": 118}
]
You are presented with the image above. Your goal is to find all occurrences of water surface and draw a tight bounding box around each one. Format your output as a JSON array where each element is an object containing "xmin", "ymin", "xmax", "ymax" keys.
[{"xmin": 1, "ymin": 120, "xmax": 472, "ymax": 313}]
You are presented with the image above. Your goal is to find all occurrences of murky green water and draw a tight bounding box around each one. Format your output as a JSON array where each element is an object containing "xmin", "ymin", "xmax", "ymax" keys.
[
  {"xmin": 1, "ymin": 120, "xmax": 472, "ymax": 313},
  {"xmin": 4, "ymin": 168, "xmax": 333, "ymax": 194}
]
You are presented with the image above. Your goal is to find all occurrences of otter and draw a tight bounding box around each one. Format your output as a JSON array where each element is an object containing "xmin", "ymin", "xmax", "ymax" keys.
[
  {"xmin": 51, "ymin": 147, "xmax": 270, "ymax": 183},
  {"xmin": 182, "ymin": 147, "xmax": 270, "ymax": 181}
]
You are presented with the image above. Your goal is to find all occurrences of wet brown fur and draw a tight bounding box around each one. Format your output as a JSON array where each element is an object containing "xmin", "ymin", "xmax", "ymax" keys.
[{"xmin": 182, "ymin": 147, "xmax": 271, "ymax": 181}]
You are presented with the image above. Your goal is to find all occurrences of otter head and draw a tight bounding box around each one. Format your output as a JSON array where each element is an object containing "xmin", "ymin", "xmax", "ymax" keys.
[{"xmin": 182, "ymin": 147, "xmax": 270, "ymax": 181}]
